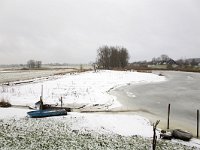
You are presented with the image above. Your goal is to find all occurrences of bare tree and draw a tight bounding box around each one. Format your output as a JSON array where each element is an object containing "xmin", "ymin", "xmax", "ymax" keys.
[
  {"xmin": 176, "ymin": 59, "xmax": 184, "ymax": 66},
  {"xmin": 110, "ymin": 47, "xmax": 119, "ymax": 68},
  {"xmin": 35, "ymin": 61, "xmax": 42, "ymax": 68},
  {"xmin": 119, "ymin": 47, "xmax": 129, "ymax": 68},
  {"xmin": 97, "ymin": 46, "xmax": 110, "ymax": 69},
  {"xmin": 152, "ymin": 57, "xmax": 157, "ymax": 65},
  {"xmin": 191, "ymin": 59, "xmax": 198, "ymax": 67},
  {"xmin": 27, "ymin": 60, "xmax": 35, "ymax": 69}
]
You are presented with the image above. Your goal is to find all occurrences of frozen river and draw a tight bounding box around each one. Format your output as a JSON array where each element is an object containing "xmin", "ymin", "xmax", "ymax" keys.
[{"xmin": 111, "ymin": 71, "xmax": 200, "ymax": 134}]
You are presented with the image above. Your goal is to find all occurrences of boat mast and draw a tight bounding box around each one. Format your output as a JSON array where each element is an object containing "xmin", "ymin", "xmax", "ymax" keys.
[
  {"xmin": 40, "ymin": 85, "xmax": 44, "ymax": 110},
  {"xmin": 41, "ymin": 85, "xmax": 43, "ymax": 100}
]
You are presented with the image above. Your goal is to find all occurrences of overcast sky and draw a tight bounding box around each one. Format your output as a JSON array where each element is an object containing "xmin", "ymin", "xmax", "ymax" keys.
[{"xmin": 0, "ymin": 0, "xmax": 200, "ymax": 64}]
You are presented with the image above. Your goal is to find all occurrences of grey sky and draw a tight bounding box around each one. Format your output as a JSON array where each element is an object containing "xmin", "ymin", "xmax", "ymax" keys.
[{"xmin": 0, "ymin": 0, "xmax": 200, "ymax": 64}]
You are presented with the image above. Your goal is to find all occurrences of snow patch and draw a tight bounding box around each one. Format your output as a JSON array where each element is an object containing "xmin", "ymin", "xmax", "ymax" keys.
[
  {"xmin": 0, "ymin": 108, "xmax": 29, "ymax": 119},
  {"xmin": 69, "ymin": 113, "xmax": 154, "ymax": 137}
]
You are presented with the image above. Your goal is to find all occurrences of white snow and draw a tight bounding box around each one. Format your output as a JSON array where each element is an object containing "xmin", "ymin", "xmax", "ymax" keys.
[
  {"xmin": 172, "ymin": 138, "xmax": 200, "ymax": 148},
  {"xmin": 1, "ymin": 108, "xmax": 200, "ymax": 149},
  {"xmin": 0, "ymin": 70, "xmax": 166, "ymax": 138},
  {"xmin": 0, "ymin": 107, "xmax": 29, "ymax": 119},
  {"xmin": 4, "ymin": 70, "xmax": 199, "ymax": 148},
  {"xmin": 0, "ymin": 107, "xmax": 153, "ymax": 137},
  {"xmin": 67, "ymin": 112, "xmax": 154, "ymax": 137},
  {"xmin": 0, "ymin": 70, "xmax": 165, "ymax": 109}
]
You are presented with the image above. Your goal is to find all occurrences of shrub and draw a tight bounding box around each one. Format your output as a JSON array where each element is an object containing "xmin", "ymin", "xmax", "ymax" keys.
[{"xmin": 0, "ymin": 98, "xmax": 11, "ymax": 107}]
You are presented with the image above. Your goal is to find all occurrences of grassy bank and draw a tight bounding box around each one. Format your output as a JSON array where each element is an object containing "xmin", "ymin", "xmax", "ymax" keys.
[{"xmin": 0, "ymin": 118, "xmax": 197, "ymax": 150}]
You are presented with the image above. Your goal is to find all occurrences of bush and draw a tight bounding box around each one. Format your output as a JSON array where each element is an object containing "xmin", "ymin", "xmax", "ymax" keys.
[{"xmin": 0, "ymin": 98, "xmax": 11, "ymax": 107}]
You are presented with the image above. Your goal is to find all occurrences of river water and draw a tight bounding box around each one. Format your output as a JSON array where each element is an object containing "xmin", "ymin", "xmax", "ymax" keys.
[{"xmin": 110, "ymin": 71, "xmax": 200, "ymax": 134}]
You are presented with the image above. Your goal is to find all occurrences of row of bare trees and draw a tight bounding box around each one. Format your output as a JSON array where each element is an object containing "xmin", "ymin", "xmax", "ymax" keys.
[{"xmin": 96, "ymin": 46, "xmax": 129, "ymax": 69}]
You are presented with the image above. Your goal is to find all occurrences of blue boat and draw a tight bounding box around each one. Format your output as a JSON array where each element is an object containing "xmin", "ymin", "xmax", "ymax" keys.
[{"xmin": 27, "ymin": 109, "xmax": 67, "ymax": 118}]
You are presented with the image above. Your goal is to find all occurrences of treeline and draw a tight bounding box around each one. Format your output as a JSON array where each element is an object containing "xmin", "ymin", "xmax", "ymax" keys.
[
  {"xmin": 96, "ymin": 46, "xmax": 129, "ymax": 69},
  {"xmin": 132, "ymin": 54, "xmax": 200, "ymax": 67},
  {"xmin": 129, "ymin": 54, "xmax": 200, "ymax": 72}
]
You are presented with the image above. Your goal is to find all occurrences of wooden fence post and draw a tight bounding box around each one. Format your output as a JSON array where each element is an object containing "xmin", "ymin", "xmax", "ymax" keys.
[
  {"xmin": 60, "ymin": 97, "xmax": 63, "ymax": 108},
  {"xmin": 197, "ymin": 109, "xmax": 199, "ymax": 138},
  {"xmin": 167, "ymin": 104, "xmax": 171, "ymax": 129},
  {"xmin": 153, "ymin": 120, "xmax": 160, "ymax": 150}
]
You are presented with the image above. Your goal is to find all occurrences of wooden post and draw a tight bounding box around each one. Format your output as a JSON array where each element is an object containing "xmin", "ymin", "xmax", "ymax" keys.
[
  {"xmin": 60, "ymin": 97, "xmax": 63, "ymax": 108},
  {"xmin": 167, "ymin": 104, "xmax": 171, "ymax": 129},
  {"xmin": 39, "ymin": 85, "xmax": 44, "ymax": 110},
  {"xmin": 197, "ymin": 109, "xmax": 199, "ymax": 138},
  {"xmin": 152, "ymin": 120, "xmax": 160, "ymax": 150}
]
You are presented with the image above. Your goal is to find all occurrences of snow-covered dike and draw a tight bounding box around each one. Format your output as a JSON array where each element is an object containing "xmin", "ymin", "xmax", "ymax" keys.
[
  {"xmin": 0, "ymin": 70, "xmax": 165, "ymax": 108},
  {"xmin": 0, "ymin": 108, "xmax": 200, "ymax": 149},
  {"xmin": 68, "ymin": 113, "xmax": 153, "ymax": 137},
  {"xmin": 0, "ymin": 108, "xmax": 153, "ymax": 137}
]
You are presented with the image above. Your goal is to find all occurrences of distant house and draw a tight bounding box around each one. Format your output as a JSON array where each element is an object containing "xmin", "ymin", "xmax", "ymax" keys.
[
  {"xmin": 167, "ymin": 59, "xmax": 178, "ymax": 68},
  {"xmin": 148, "ymin": 58, "xmax": 177, "ymax": 69},
  {"xmin": 166, "ymin": 59, "xmax": 177, "ymax": 65}
]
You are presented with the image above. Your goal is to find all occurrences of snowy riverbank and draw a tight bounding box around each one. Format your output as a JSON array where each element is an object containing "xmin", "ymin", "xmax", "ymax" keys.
[
  {"xmin": 1, "ymin": 70, "xmax": 200, "ymax": 149},
  {"xmin": 1, "ymin": 108, "xmax": 200, "ymax": 149},
  {"xmin": 0, "ymin": 70, "xmax": 166, "ymax": 109}
]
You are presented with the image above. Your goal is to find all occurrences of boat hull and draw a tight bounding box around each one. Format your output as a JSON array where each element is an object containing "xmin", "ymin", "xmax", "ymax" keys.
[{"xmin": 27, "ymin": 109, "xmax": 67, "ymax": 118}]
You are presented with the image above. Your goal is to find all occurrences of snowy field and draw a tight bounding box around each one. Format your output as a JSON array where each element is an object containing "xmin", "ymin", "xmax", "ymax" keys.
[
  {"xmin": 1, "ymin": 70, "xmax": 200, "ymax": 149},
  {"xmin": 0, "ymin": 70, "xmax": 166, "ymax": 109}
]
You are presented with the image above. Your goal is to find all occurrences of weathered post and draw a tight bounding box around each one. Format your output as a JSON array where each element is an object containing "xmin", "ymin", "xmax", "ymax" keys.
[
  {"xmin": 93, "ymin": 63, "xmax": 96, "ymax": 72},
  {"xmin": 152, "ymin": 120, "xmax": 160, "ymax": 150},
  {"xmin": 167, "ymin": 104, "xmax": 171, "ymax": 129},
  {"xmin": 39, "ymin": 85, "xmax": 44, "ymax": 110},
  {"xmin": 60, "ymin": 97, "xmax": 63, "ymax": 108},
  {"xmin": 197, "ymin": 109, "xmax": 199, "ymax": 138}
]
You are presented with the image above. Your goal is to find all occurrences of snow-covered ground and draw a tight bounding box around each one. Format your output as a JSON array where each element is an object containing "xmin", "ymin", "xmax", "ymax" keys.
[
  {"xmin": 0, "ymin": 108, "xmax": 153, "ymax": 137},
  {"xmin": 0, "ymin": 107, "xmax": 28, "ymax": 119},
  {"xmin": 1, "ymin": 70, "xmax": 200, "ymax": 149},
  {"xmin": 1, "ymin": 108, "xmax": 200, "ymax": 149},
  {"xmin": 0, "ymin": 70, "xmax": 165, "ymax": 109}
]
